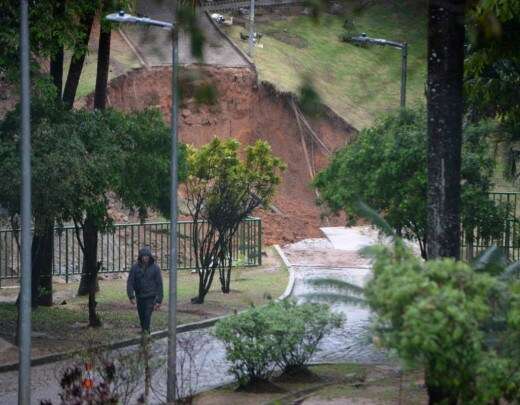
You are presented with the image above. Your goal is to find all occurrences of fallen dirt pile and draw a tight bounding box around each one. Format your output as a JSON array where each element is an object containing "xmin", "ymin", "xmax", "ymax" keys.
[{"xmin": 86, "ymin": 66, "xmax": 356, "ymax": 244}]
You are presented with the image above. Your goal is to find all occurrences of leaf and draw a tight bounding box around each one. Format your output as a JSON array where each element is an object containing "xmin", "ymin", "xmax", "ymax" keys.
[
  {"xmin": 501, "ymin": 260, "xmax": 520, "ymax": 280},
  {"xmin": 472, "ymin": 246, "xmax": 507, "ymax": 274},
  {"xmin": 355, "ymin": 201, "xmax": 395, "ymax": 237},
  {"xmin": 306, "ymin": 278, "xmax": 364, "ymax": 295},
  {"xmin": 303, "ymin": 293, "xmax": 366, "ymax": 307}
]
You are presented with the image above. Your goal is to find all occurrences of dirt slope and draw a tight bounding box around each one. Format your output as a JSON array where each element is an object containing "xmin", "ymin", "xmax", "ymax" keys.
[{"xmin": 86, "ymin": 66, "xmax": 355, "ymax": 244}]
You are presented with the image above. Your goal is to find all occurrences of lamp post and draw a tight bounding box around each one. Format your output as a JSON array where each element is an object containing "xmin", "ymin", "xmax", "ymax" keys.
[
  {"xmin": 18, "ymin": 1, "xmax": 32, "ymax": 404},
  {"xmin": 248, "ymin": 0, "xmax": 256, "ymax": 58},
  {"xmin": 106, "ymin": 10, "xmax": 179, "ymax": 403},
  {"xmin": 349, "ymin": 33, "xmax": 408, "ymax": 108}
]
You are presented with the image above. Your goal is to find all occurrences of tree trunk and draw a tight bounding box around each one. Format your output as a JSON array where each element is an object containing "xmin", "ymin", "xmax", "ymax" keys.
[
  {"xmin": 425, "ymin": 370, "xmax": 458, "ymax": 405},
  {"xmin": 88, "ymin": 261, "xmax": 102, "ymax": 327},
  {"xmin": 191, "ymin": 268, "xmax": 216, "ymax": 304},
  {"xmin": 78, "ymin": 214, "xmax": 99, "ymax": 296},
  {"xmin": 94, "ymin": 3, "xmax": 112, "ymax": 110},
  {"xmin": 50, "ymin": 48, "xmax": 63, "ymax": 101},
  {"xmin": 219, "ymin": 239, "xmax": 233, "ymax": 294},
  {"xmin": 426, "ymin": 0, "xmax": 465, "ymax": 260},
  {"xmin": 31, "ymin": 224, "xmax": 54, "ymax": 307},
  {"xmin": 50, "ymin": 0, "xmax": 64, "ymax": 101},
  {"xmin": 62, "ymin": 10, "xmax": 95, "ymax": 109}
]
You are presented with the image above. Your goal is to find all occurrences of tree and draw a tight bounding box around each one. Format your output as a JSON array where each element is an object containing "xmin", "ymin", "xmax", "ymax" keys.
[
  {"xmin": 364, "ymin": 239, "xmax": 520, "ymax": 403},
  {"xmin": 68, "ymin": 108, "xmax": 186, "ymax": 325},
  {"xmin": 0, "ymin": 0, "xmax": 98, "ymax": 96},
  {"xmin": 0, "ymin": 1, "xmax": 101, "ymax": 308},
  {"xmin": 184, "ymin": 138, "xmax": 285, "ymax": 304},
  {"xmin": 63, "ymin": 110, "xmax": 121, "ymax": 325},
  {"xmin": 75, "ymin": 0, "xmax": 121, "ymax": 297},
  {"xmin": 426, "ymin": 0, "xmax": 466, "ymax": 260},
  {"xmin": 465, "ymin": 1, "xmax": 520, "ymax": 180},
  {"xmin": 94, "ymin": 0, "xmax": 113, "ymax": 111},
  {"xmin": 0, "ymin": 93, "xmax": 88, "ymax": 307},
  {"xmin": 314, "ymin": 108, "xmax": 509, "ymax": 260}
]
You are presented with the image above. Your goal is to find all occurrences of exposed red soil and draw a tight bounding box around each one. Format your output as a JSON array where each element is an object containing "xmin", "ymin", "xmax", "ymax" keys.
[{"xmin": 86, "ymin": 66, "xmax": 355, "ymax": 244}]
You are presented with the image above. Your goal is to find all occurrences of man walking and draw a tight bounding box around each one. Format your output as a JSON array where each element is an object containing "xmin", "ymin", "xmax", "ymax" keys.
[{"xmin": 127, "ymin": 247, "xmax": 163, "ymax": 333}]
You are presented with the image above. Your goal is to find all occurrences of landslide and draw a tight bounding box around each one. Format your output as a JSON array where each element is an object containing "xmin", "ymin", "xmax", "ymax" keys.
[{"xmin": 86, "ymin": 66, "xmax": 356, "ymax": 244}]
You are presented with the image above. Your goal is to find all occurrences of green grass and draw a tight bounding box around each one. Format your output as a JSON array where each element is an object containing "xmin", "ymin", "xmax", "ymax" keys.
[
  {"xmin": 0, "ymin": 248, "xmax": 287, "ymax": 363},
  {"xmin": 194, "ymin": 363, "xmax": 427, "ymax": 404},
  {"xmin": 225, "ymin": 1, "xmax": 427, "ymax": 129},
  {"xmin": 63, "ymin": 26, "xmax": 142, "ymax": 101}
]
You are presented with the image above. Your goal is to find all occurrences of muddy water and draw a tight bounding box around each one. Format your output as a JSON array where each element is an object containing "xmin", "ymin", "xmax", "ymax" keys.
[
  {"xmin": 285, "ymin": 236, "xmax": 390, "ymax": 365},
  {"xmin": 292, "ymin": 266, "xmax": 389, "ymax": 364}
]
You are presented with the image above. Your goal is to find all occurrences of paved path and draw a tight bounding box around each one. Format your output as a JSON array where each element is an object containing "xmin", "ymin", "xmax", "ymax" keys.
[
  {"xmin": 120, "ymin": 0, "xmax": 250, "ymax": 67},
  {"xmin": 0, "ymin": 227, "xmax": 391, "ymax": 404}
]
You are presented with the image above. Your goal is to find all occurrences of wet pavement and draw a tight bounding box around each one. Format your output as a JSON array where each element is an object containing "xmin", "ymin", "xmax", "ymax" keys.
[{"xmin": 0, "ymin": 227, "xmax": 391, "ymax": 404}]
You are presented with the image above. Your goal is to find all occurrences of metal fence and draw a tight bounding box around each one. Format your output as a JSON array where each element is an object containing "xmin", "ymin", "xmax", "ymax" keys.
[
  {"xmin": 461, "ymin": 192, "xmax": 520, "ymax": 261},
  {"xmin": 0, "ymin": 217, "xmax": 262, "ymax": 286},
  {"xmin": 200, "ymin": 0, "xmax": 301, "ymax": 11}
]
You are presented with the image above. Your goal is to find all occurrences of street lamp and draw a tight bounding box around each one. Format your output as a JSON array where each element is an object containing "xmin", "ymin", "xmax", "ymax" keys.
[
  {"xmin": 106, "ymin": 10, "xmax": 179, "ymax": 403},
  {"xmin": 248, "ymin": 0, "xmax": 256, "ymax": 58},
  {"xmin": 348, "ymin": 33, "xmax": 408, "ymax": 108}
]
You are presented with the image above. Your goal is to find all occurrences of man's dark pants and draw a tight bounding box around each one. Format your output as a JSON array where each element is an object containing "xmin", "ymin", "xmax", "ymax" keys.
[{"xmin": 137, "ymin": 297, "xmax": 155, "ymax": 333}]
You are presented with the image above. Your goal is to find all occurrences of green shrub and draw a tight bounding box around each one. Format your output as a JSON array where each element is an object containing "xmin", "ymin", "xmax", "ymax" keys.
[
  {"xmin": 364, "ymin": 240, "xmax": 520, "ymax": 403},
  {"xmin": 214, "ymin": 305, "xmax": 277, "ymax": 386},
  {"xmin": 214, "ymin": 300, "xmax": 343, "ymax": 386},
  {"xmin": 268, "ymin": 300, "xmax": 343, "ymax": 373}
]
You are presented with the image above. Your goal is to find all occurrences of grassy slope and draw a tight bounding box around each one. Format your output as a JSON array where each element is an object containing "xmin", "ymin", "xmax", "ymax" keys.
[{"xmin": 225, "ymin": 0, "xmax": 427, "ymax": 129}]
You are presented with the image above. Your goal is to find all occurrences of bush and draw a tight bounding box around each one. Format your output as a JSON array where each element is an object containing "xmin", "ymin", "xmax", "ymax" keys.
[
  {"xmin": 268, "ymin": 300, "xmax": 343, "ymax": 373},
  {"xmin": 364, "ymin": 240, "xmax": 520, "ymax": 403},
  {"xmin": 214, "ymin": 305, "xmax": 277, "ymax": 386},
  {"xmin": 214, "ymin": 300, "xmax": 343, "ymax": 386}
]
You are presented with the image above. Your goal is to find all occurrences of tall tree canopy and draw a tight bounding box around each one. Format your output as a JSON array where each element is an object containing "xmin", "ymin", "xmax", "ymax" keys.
[
  {"xmin": 314, "ymin": 108, "xmax": 508, "ymax": 260},
  {"xmin": 465, "ymin": 0, "xmax": 520, "ymax": 179},
  {"xmin": 184, "ymin": 138, "xmax": 285, "ymax": 304},
  {"xmin": 0, "ymin": 88, "xmax": 185, "ymax": 308}
]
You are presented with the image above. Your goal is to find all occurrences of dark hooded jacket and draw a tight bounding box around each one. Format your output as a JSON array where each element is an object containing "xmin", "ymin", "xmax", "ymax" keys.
[{"xmin": 127, "ymin": 247, "xmax": 163, "ymax": 304}]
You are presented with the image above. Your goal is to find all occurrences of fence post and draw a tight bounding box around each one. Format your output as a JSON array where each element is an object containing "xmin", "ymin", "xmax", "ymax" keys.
[
  {"xmin": 258, "ymin": 218, "xmax": 262, "ymax": 266},
  {"xmin": 131, "ymin": 225, "xmax": 135, "ymax": 266},
  {"xmin": 65, "ymin": 230, "xmax": 69, "ymax": 283},
  {"xmin": 505, "ymin": 219, "xmax": 512, "ymax": 260}
]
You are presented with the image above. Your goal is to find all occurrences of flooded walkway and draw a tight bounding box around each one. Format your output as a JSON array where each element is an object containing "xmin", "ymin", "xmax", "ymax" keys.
[{"xmin": 1, "ymin": 227, "xmax": 391, "ymax": 404}]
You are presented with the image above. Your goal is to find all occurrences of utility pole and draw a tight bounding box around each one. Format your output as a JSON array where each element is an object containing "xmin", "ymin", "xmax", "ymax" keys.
[
  {"xmin": 167, "ymin": 2, "xmax": 179, "ymax": 402},
  {"xmin": 400, "ymin": 42, "xmax": 407, "ymax": 108},
  {"xmin": 105, "ymin": 10, "xmax": 178, "ymax": 402},
  {"xmin": 18, "ymin": 0, "xmax": 32, "ymax": 404},
  {"xmin": 349, "ymin": 34, "xmax": 408, "ymax": 109},
  {"xmin": 248, "ymin": 0, "xmax": 256, "ymax": 58}
]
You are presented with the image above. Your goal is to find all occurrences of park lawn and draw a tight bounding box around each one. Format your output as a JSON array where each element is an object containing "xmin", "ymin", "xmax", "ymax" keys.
[
  {"xmin": 224, "ymin": 0, "xmax": 427, "ymax": 129},
  {"xmin": 193, "ymin": 363, "xmax": 427, "ymax": 404},
  {"xmin": 0, "ymin": 247, "xmax": 288, "ymax": 365}
]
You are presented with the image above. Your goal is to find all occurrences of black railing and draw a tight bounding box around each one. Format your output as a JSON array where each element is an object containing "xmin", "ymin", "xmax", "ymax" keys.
[
  {"xmin": 0, "ymin": 217, "xmax": 262, "ymax": 286},
  {"xmin": 461, "ymin": 192, "xmax": 520, "ymax": 262},
  {"xmin": 200, "ymin": 0, "xmax": 301, "ymax": 11}
]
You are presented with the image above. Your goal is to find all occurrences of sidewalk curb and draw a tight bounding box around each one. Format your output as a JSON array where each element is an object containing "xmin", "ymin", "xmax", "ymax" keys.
[
  {"xmin": 0, "ymin": 316, "xmax": 226, "ymax": 374},
  {"xmin": 0, "ymin": 248, "xmax": 291, "ymax": 374},
  {"xmin": 273, "ymin": 244, "xmax": 295, "ymax": 301}
]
